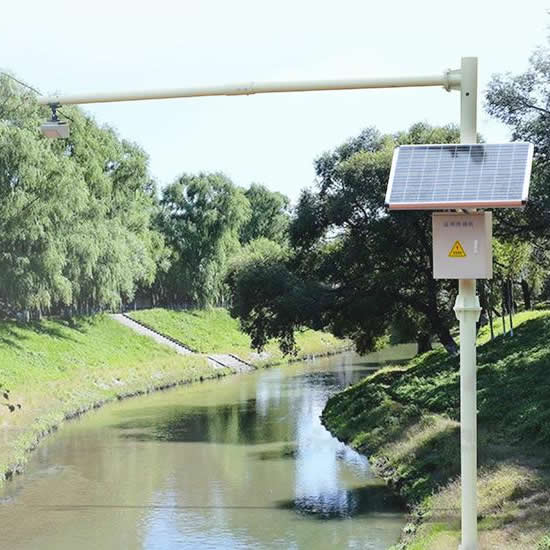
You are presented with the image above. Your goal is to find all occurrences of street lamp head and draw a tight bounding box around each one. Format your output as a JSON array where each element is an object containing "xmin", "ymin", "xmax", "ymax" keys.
[{"xmin": 40, "ymin": 103, "xmax": 69, "ymax": 139}]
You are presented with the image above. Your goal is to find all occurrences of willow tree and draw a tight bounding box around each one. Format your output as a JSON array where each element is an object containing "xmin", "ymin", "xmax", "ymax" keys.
[
  {"xmin": 240, "ymin": 183, "xmax": 290, "ymax": 245},
  {"xmin": 0, "ymin": 73, "xmax": 167, "ymax": 317},
  {"xmin": 157, "ymin": 172, "xmax": 251, "ymax": 307}
]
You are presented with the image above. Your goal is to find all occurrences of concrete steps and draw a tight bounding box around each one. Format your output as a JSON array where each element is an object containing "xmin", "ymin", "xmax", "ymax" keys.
[
  {"xmin": 111, "ymin": 313, "xmax": 193, "ymax": 355},
  {"xmin": 110, "ymin": 313, "xmax": 254, "ymax": 372},
  {"xmin": 209, "ymin": 354, "xmax": 254, "ymax": 372}
]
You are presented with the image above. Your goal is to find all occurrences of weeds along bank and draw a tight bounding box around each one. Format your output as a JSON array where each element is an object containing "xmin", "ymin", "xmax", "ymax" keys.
[
  {"xmin": 322, "ymin": 310, "xmax": 550, "ymax": 550},
  {"xmin": 0, "ymin": 309, "xmax": 347, "ymax": 486}
]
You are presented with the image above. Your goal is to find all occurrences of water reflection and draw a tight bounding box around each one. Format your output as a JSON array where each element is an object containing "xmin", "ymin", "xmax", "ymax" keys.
[
  {"xmin": 277, "ymin": 484, "xmax": 403, "ymax": 520},
  {"xmin": 113, "ymin": 354, "xmax": 405, "ymax": 524},
  {"xmin": 0, "ymin": 349, "xmax": 414, "ymax": 549},
  {"xmin": 115, "ymin": 399, "xmax": 289, "ymax": 445}
]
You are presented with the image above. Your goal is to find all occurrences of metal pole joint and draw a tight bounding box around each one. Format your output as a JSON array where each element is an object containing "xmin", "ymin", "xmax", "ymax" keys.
[
  {"xmin": 444, "ymin": 68, "xmax": 462, "ymax": 92},
  {"xmin": 453, "ymin": 294, "xmax": 481, "ymax": 322}
]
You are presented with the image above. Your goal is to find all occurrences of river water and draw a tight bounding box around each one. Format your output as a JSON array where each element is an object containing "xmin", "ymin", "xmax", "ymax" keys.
[{"xmin": 0, "ymin": 346, "xmax": 415, "ymax": 550}]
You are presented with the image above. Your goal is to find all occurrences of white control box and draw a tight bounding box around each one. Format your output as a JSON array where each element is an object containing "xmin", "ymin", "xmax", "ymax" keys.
[{"xmin": 432, "ymin": 212, "xmax": 492, "ymax": 279}]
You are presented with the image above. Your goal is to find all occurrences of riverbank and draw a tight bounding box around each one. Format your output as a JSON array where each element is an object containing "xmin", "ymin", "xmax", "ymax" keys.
[
  {"xmin": 128, "ymin": 307, "xmax": 348, "ymax": 364},
  {"xmin": 0, "ymin": 343, "xmax": 405, "ymax": 550},
  {"xmin": 0, "ymin": 310, "xmax": 347, "ymax": 487},
  {"xmin": 322, "ymin": 310, "xmax": 550, "ymax": 549}
]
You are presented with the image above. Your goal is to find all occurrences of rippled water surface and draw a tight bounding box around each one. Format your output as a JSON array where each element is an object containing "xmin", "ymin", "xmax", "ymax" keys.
[{"xmin": 0, "ymin": 346, "xmax": 415, "ymax": 549}]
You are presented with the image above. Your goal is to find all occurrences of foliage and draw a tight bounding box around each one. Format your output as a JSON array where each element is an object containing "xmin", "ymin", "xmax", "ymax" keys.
[
  {"xmin": 228, "ymin": 123, "xmax": 462, "ymax": 355},
  {"xmin": 486, "ymin": 46, "xmax": 550, "ymax": 239},
  {"xmin": 228, "ymin": 237, "xmax": 289, "ymax": 274},
  {"xmin": 240, "ymin": 183, "xmax": 290, "ymax": 245},
  {"xmin": 0, "ymin": 73, "xmax": 166, "ymax": 316},
  {"xmin": 156, "ymin": 173, "xmax": 250, "ymax": 308},
  {"xmin": 226, "ymin": 237, "xmax": 323, "ymax": 354},
  {"xmin": 485, "ymin": 42, "xmax": 550, "ymax": 314}
]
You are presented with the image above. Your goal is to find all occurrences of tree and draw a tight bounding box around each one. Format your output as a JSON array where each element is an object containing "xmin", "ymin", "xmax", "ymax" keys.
[
  {"xmin": 493, "ymin": 237, "xmax": 532, "ymax": 336},
  {"xmin": 226, "ymin": 238, "xmax": 304, "ymax": 353},
  {"xmin": 486, "ymin": 43, "xmax": 550, "ymax": 312},
  {"xmin": 228, "ymin": 123, "xmax": 463, "ymax": 355},
  {"xmin": 240, "ymin": 183, "xmax": 290, "ymax": 245},
  {"xmin": 157, "ymin": 173, "xmax": 251, "ymax": 307},
  {"xmin": 486, "ymin": 46, "xmax": 550, "ymax": 238},
  {"xmin": 0, "ymin": 73, "xmax": 167, "ymax": 317}
]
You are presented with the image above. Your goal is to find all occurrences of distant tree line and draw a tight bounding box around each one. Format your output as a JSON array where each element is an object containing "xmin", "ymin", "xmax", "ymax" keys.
[
  {"xmin": 0, "ymin": 74, "xmax": 290, "ymax": 320},
  {"xmin": 2, "ymin": 38, "xmax": 550, "ymax": 356}
]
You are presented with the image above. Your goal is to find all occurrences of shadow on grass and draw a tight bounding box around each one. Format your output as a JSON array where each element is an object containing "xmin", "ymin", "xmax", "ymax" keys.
[
  {"xmin": 0, "ymin": 316, "xmax": 100, "ymax": 350},
  {"xmin": 27, "ymin": 321, "xmax": 77, "ymax": 341},
  {"xmin": 387, "ymin": 315, "xmax": 550, "ymax": 445},
  {"xmin": 0, "ymin": 324, "xmax": 27, "ymax": 350}
]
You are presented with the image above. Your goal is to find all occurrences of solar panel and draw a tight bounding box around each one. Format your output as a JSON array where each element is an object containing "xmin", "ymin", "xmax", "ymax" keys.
[{"xmin": 385, "ymin": 142, "xmax": 533, "ymax": 210}]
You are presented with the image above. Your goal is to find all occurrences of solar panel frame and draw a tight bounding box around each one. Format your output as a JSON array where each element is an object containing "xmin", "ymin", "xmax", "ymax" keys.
[{"xmin": 385, "ymin": 142, "xmax": 534, "ymax": 210}]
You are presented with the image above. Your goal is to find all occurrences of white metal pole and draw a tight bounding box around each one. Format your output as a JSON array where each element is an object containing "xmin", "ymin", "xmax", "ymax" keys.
[
  {"xmin": 454, "ymin": 56, "xmax": 481, "ymax": 550},
  {"xmin": 36, "ymin": 72, "xmax": 460, "ymax": 106}
]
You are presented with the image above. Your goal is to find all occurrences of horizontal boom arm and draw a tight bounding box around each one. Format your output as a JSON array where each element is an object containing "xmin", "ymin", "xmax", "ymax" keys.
[{"xmin": 37, "ymin": 71, "xmax": 461, "ymax": 106}]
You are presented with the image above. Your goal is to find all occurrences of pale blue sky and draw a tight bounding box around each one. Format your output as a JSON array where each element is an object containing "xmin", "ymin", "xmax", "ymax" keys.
[{"xmin": 2, "ymin": 0, "xmax": 549, "ymax": 202}]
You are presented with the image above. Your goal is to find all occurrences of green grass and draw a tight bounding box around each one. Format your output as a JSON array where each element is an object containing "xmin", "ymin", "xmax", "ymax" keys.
[
  {"xmin": 128, "ymin": 307, "xmax": 348, "ymax": 363},
  {"xmin": 476, "ymin": 309, "xmax": 548, "ymax": 345},
  {"xmin": 323, "ymin": 310, "xmax": 550, "ymax": 549},
  {"xmin": 0, "ymin": 315, "xmax": 212, "ymax": 389},
  {"xmin": 0, "ymin": 315, "xmax": 224, "ymax": 485},
  {"xmin": 0, "ymin": 308, "xmax": 348, "ymax": 487}
]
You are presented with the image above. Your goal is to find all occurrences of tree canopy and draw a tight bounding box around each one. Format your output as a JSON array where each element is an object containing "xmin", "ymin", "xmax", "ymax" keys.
[
  {"xmin": 156, "ymin": 173, "xmax": 251, "ymax": 308},
  {"xmin": 486, "ymin": 46, "xmax": 550, "ymax": 238},
  {"xmin": 4, "ymin": 40, "xmax": 550, "ymax": 360},
  {"xmin": 483, "ymin": 42, "xmax": 550, "ymax": 322},
  {"xmin": 240, "ymin": 183, "xmax": 290, "ymax": 246},
  {"xmin": 228, "ymin": 123, "xmax": 464, "ymax": 354},
  {"xmin": 0, "ymin": 74, "xmax": 166, "ymax": 317},
  {"xmin": 228, "ymin": 43, "xmax": 550, "ymax": 356}
]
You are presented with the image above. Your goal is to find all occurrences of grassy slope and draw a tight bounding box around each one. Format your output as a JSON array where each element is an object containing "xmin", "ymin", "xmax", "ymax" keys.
[
  {"xmin": 128, "ymin": 307, "xmax": 348, "ymax": 363},
  {"xmin": 0, "ymin": 315, "xmax": 223, "ymax": 484},
  {"xmin": 322, "ymin": 310, "xmax": 550, "ymax": 550}
]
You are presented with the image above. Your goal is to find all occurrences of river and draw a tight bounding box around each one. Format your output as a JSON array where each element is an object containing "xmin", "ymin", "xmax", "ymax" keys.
[{"xmin": 0, "ymin": 346, "xmax": 415, "ymax": 550}]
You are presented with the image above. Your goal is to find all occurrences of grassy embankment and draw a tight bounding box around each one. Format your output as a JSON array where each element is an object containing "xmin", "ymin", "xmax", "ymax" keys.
[
  {"xmin": 322, "ymin": 310, "xmax": 550, "ymax": 550},
  {"xmin": 128, "ymin": 307, "xmax": 348, "ymax": 364},
  {"xmin": 0, "ymin": 315, "xmax": 223, "ymax": 486},
  {"xmin": 0, "ymin": 308, "xmax": 347, "ymax": 486}
]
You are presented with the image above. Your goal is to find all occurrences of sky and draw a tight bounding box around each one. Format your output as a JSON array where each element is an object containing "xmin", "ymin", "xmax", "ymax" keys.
[{"xmin": 2, "ymin": 0, "xmax": 549, "ymax": 203}]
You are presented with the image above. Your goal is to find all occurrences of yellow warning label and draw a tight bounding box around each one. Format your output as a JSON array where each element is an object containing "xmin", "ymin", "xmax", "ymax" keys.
[{"xmin": 449, "ymin": 240, "xmax": 467, "ymax": 258}]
